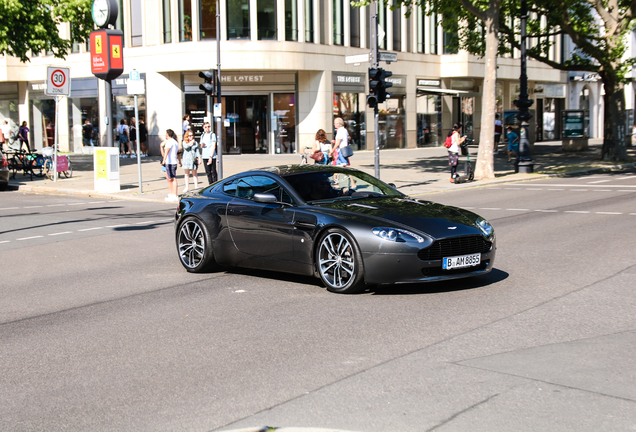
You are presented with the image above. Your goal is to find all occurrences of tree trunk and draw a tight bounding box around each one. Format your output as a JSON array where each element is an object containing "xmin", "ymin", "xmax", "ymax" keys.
[
  {"xmin": 600, "ymin": 73, "xmax": 628, "ymax": 161},
  {"xmin": 474, "ymin": 5, "xmax": 499, "ymax": 180}
]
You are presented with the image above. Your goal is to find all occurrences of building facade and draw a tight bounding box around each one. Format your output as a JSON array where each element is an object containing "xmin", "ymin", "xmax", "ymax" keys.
[{"xmin": 0, "ymin": 0, "xmax": 571, "ymax": 156}]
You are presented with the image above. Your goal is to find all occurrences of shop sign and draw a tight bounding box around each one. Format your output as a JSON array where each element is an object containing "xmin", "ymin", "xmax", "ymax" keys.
[
  {"xmin": 90, "ymin": 29, "xmax": 124, "ymax": 81},
  {"xmin": 386, "ymin": 76, "xmax": 405, "ymax": 88},
  {"xmin": 584, "ymin": 73, "xmax": 600, "ymax": 82},
  {"xmin": 545, "ymin": 84, "xmax": 566, "ymax": 98},
  {"xmin": 451, "ymin": 79, "xmax": 475, "ymax": 90},
  {"xmin": 562, "ymin": 110, "xmax": 585, "ymax": 138},
  {"xmin": 334, "ymin": 74, "xmax": 363, "ymax": 84},
  {"xmin": 220, "ymin": 75, "xmax": 265, "ymax": 83},
  {"xmin": 417, "ymin": 79, "xmax": 440, "ymax": 87}
]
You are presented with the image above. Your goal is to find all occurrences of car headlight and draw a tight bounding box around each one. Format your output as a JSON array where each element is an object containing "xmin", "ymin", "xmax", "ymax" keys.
[
  {"xmin": 372, "ymin": 227, "xmax": 425, "ymax": 243},
  {"xmin": 476, "ymin": 217, "xmax": 494, "ymax": 237}
]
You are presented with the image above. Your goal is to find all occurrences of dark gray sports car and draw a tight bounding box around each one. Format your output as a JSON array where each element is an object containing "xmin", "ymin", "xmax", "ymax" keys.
[{"xmin": 174, "ymin": 165, "xmax": 496, "ymax": 294}]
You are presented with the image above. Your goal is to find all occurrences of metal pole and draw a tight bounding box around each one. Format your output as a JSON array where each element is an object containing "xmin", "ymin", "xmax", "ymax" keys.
[
  {"xmin": 216, "ymin": 0, "xmax": 223, "ymax": 180},
  {"xmin": 514, "ymin": 0, "xmax": 534, "ymax": 173},
  {"xmin": 105, "ymin": 79, "xmax": 113, "ymax": 148},
  {"xmin": 134, "ymin": 94, "xmax": 142, "ymax": 193},
  {"xmin": 54, "ymin": 96, "xmax": 59, "ymax": 182},
  {"xmin": 371, "ymin": 0, "xmax": 380, "ymax": 179}
]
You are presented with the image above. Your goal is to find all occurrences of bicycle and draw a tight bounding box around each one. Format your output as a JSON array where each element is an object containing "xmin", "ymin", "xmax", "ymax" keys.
[
  {"xmin": 6, "ymin": 148, "xmax": 45, "ymax": 180},
  {"xmin": 300, "ymin": 146, "xmax": 313, "ymax": 164},
  {"xmin": 43, "ymin": 146, "xmax": 73, "ymax": 180}
]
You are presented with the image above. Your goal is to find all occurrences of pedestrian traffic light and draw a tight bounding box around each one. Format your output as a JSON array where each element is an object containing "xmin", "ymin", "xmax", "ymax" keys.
[
  {"xmin": 378, "ymin": 69, "xmax": 393, "ymax": 103},
  {"xmin": 199, "ymin": 70, "xmax": 215, "ymax": 95},
  {"xmin": 368, "ymin": 67, "xmax": 383, "ymax": 108}
]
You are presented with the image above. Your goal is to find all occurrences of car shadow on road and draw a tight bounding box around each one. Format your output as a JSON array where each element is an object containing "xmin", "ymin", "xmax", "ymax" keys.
[{"xmin": 368, "ymin": 268, "xmax": 509, "ymax": 295}]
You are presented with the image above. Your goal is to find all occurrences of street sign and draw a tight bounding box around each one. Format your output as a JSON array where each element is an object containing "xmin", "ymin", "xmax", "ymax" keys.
[
  {"xmin": 379, "ymin": 52, "xmax": 398, "ymax": 63},
  {"xmin": 214, "ymin": 103, "xmax": 222, "ymax": 118},
  {"xmin": 46, "ymin": 67, "xmax": 70, "ymax": 96},
  {"xmin": 127, "ymin": 78, "xmax": 145, "ymax": 95},
  {"xmin": 130, "ymin": 69, "xmax": 140, "ymax": 81},
  {"xmin": 345, "ymin": 53, "xmax": 370, "ymax": 64}
]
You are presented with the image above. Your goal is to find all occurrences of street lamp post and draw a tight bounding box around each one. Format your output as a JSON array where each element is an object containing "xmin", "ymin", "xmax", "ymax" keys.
[{"xmin": 513, "ymin": 0, "xmax": 535, "ymax": 173}]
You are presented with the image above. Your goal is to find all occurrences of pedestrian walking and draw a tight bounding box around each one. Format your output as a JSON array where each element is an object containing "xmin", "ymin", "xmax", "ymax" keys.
[
  {"xmin": 182, "ymin": 114, "xmax": 191, "ymax": 136},
  {"xmin": 311, "ymin": 129, "xmax": 331, "ymax": 165},
  {"xmin": 117, "ymin": 119, "xmax": 131, "ymax": 157},
  {"xmin": 332, "ymin": 117, "xmax": 351, "ymax": 167},
  {"xmin": 83, "ymin": 119, "xmax": 94, "ymax": 147},
  {"xmin": 200, "ymin": 121, "xmax": 217, "ymax": 184},
  {"xmin": 181, "ymin": 130, "xmax": 201, "ymax": 192},
  {"xmin": 138, "ymin": 117, "xmax": 148, "ymax": 156},
  {"xmin": 506, "ymin": 126, "xmax": 519, "ymax": 162},
  {"xmin": 162, "ymin": 129, "xmax": 180, "ymax": 202},
  {"xmin": 448, "ymin": 123, "xmax": 465, "ymax": 183},
  {"xmin": 18, "ymin": 121, "xmax": 30, "ymax": 152},
  {"xmin": 494, "ymin": 113, "xmax": 502, "ymax": 154},
  {"xmin": 129, "ymin": 117, "xmax": 138, "ymax": 156}
]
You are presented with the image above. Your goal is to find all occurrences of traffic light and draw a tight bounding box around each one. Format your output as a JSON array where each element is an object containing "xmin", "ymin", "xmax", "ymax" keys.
[
  {"xmin": 368, "ymin": 67, "xmax": 383, "ymax": 108},
  {"xmin": 379, "ymin": 69, "xmax": 393, "ymax": 103},
  {"xmin": 199, "ymin": 70, "xmax": 215, "ymax": 95},
  {"xmin": 368, "ymin": 67, "xmax": 393, "ymax": 107}
]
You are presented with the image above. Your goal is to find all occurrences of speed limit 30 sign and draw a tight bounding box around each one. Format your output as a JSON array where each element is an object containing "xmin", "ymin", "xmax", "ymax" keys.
[{"xmin": 46, "ymin": 67, "xmax": 70, "ymax": 96}]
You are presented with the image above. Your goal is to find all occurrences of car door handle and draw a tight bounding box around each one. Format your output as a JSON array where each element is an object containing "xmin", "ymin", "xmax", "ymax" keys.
[{"xmin": 293, "ymin": 221, "xmax": 315, "ymax": 229}]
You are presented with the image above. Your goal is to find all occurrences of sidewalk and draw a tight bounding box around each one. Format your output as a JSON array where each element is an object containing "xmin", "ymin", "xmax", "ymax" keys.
[{"xmin": 6, "ymin": 139, "xmax": 635, "ymax": 203}]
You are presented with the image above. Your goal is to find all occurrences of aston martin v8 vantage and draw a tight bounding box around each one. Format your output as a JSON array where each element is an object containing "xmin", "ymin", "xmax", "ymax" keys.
[{"xmin": 175, "ymin": 165, "xmax": 496, "ymax": 294}]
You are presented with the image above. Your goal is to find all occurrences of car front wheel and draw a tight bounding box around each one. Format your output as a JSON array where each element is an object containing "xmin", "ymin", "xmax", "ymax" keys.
[
  {"xmin": 177, "ymin": 217, "xmax": 216, "ymax": 272},
  {"xmin": 317, "ymin": 228, "xmax": 366, "ymax": 294}
]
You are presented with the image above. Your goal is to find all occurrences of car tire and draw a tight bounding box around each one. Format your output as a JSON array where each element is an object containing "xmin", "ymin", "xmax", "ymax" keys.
[
  {"xmin": 176, "ymin": 217, "xmax": 217, "ymax": 272},
  {"xmin": 316, "ymin": 228, "xmax": 366, "ymax": 294}
]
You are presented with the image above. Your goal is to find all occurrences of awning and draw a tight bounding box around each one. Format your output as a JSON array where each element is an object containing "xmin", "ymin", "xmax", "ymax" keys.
[{"xmin": 417, "ymin": 87, "xmax": 480, "ymax": 97}]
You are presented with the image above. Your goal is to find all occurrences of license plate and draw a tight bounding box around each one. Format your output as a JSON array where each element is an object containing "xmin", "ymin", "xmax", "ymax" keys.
[{"xmin": 443, "ymin": 253, "xmax": 481, "ymax": 270}]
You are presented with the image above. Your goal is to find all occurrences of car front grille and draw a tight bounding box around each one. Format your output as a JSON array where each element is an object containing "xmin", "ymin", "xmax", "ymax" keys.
[{"xmin": 417, "ymin": 235, "xmax": 492, "ymax": 261}]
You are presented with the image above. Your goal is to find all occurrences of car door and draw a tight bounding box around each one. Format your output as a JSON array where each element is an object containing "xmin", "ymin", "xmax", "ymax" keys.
[{"xmin": 225, "ymin": 175, "xmax": 296, "ymax": 261}]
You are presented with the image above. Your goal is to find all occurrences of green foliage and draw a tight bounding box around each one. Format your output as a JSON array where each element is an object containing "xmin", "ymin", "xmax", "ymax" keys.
[{"xmin": 0, "ymin": 0, "xmax": 93, "ymax": 62}]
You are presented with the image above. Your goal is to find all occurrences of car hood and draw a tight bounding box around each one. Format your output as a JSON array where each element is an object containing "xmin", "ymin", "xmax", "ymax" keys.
[{"xmin": 315, "ymin": 197, "xmax": 484, "ymax": 239}]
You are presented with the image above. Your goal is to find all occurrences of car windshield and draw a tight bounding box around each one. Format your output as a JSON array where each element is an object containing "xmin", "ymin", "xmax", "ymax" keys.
[{"xmin": 284, "ymin": 170, "xmax": 404, "ymax": 203}]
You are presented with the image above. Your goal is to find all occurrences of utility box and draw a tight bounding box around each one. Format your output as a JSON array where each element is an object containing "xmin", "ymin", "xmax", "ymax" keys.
[
  {"xmin": 561, "ymin": 110, "xmax": 589, "ymax": 152},
  {"xmin": 94, "ymin": 147, "xmax": 120, "ymax": 192}
]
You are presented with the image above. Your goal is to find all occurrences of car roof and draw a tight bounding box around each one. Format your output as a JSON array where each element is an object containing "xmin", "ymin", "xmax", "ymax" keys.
[{"xmin": 249, "ymin": 164, "xmax": 365, "ymax": 178}]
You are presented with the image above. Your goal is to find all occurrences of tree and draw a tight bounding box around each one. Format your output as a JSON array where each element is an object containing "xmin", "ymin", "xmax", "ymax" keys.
[
  {"xmin": 497, "ymin": 0, "xmax": 635, "ymax": 161},
  {"xmin": 0, "ymin": 0, "xmax": 93, "ymax": 63},
  {"xmin": 354, "ymin": 0, "xmax": 503, "ymax": 179}
]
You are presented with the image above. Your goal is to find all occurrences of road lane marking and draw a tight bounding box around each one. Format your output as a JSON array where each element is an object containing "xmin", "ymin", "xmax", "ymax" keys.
[
  {"xmin": 135, "ymin": 220, "xmax": 156, "ymax": 224},
  {"xmin": 0, "ymin": 207, "xmax": 19, "ymax": 210},
  {"xmin": 49, "ymin": 232, "xmax": 73, "ymax": 236},
  {"xmin": 506, "ymin": 208, "xmax": 529, "ymax": 211},
  {"xmin": 88, "ymin": 201, "xmax": 105, "ymax": 204},
  {"xmin": 535, "ymin": 210, "xmax": 558, "ymax": 212},
  {"xmin": 67, "ymin": 203, "xmax": 84, "ymax": 206},
  {"xmin": 0, "ymin": 240, "xmax": 10, "ymax": 244},
  {"xmin": 565, "ymin": 211, "xmax": 590, "ymax": 214},
  {"xmin": 24, "ymin": 206, "xmax": 43, "ymax": 208},
  {"xmin": 511, "ymin": 184, "xmax": 636, "ymax": 188},
  {"xmin": 595, "ymin": 212, "xmax": 623, "ymax": 215},
  {"xmin": 480, "ymin": 208, "xmax": 501, "ymax": 210},
  {"xmin": 589, "ymin": 180, "xmax": 611, "ymax": 184},
  {"xmin": 17, "ymin": 236, "xmax": 44, "ymax": 241},
  {"xmin": 105, "ymin": 224, "xmax": 131, "ymax": 228},
  {"xmin": 78, "ymin": 227, "xmax": 104, "ymax": 232},
  {"xmin": 46, "ymin": 204, "xmax": 66, "ymax": 207}
]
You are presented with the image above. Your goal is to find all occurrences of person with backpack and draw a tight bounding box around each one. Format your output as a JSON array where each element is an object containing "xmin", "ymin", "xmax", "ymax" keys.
[{"xmin": 445, "ymin": 123, "xmax": 465, "ymax": 183}]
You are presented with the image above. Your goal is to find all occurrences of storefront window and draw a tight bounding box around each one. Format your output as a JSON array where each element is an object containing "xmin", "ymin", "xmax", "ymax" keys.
[
  {"xmin": 416, "ymin": 94, "xmax": 442, "ymax": 147},
  {"xmin": 378, "ymin": 96, "xmax": 405, "ymax": 149},
  {"xmin": 227, "ymin": 0, "xmax": 250, "ymax": 39},
  {"xmin": 112, "ymin": 95, "xmax": 147, "ymax": 144},
  {"xmin": 69, "ymin": 98, "xmax": 100, "ymax": 150},
  {"xmin": 273, "ymin": 93, "xmax": 296, "ymax": 153},
  {"xmin": 29, "ymin": 99, "xmax": 56, "ymax": 151},
  {"xmin": 200, "ymin": 0, "xmax": 218, "ymax": 40},
  {"xmin": 333, "ymin": 92, "xmax": 364, "ymax": 151},
  {"xmin": 0, "ymin": 100, "xmax": 20, "ymax": 140}
]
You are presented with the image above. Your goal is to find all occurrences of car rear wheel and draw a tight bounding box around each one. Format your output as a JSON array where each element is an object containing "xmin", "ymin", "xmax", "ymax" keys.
[
  {"xmin": 317, "ymin": 228, "xmax": 366, "ymax": 294},
  {"xmin": 177, "ymin": 217, "xmax": 217, "ymax": 272}
]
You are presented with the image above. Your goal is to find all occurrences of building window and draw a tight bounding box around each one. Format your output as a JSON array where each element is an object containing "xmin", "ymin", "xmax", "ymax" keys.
[
  {"xmin": 304, "ymin": 0, "xmax": 314, "ymax": 42},
  {"xmin": 285, "ymin": 0, "xmax": 298, "ymax": 41},
  {"xmin": 378, "ymin": 2, "xmax": 386, "ymax": 50},
  {"xmin": 319, "ymin": 0, "xmax": 326, "ymax": 44},
  {"xmin": 116, "ymin": 0, "xmax": 125, "ymax": 43},
  {"xmin": 200, "ymin": 0, "xmax": 217, "ymax": 40},
  {"xmin": 392, "ymin": 2, "xmax": 400, "ymax": 51},
  {"xmin": 257, "ymin": 0, "xmax": 276, "ymax": 40},
  {"xmin": 429, "ymin": 13, "xmax": 438, "ymax": 54},
  {"xmin": 333, "ymin": 0, "xmax": 343, "ymax": 45},
  {"xmin": 350, "ymin": 4, "xmax": 360, "ymax": 47},
  {"xmin": 179, "ymin": 0, "xmax": 193, "ymax": 41},
  {"xmin": 131, "ymin": 0, "xmax": 143, "ymax": 46},
  {"xmin": 443, "ymin": 30, "xmax": 458, "ymax": 54},
  {"xmin": 416, "ymin": 10, "xmax": 425, "ymax": 52},
  {"xmin": 163, "ymin": 0, "xmax": 172, "ymax": 43},
  {"xmin": 227, "ymin": 0, "xmax": 250, "ymax": 39}
]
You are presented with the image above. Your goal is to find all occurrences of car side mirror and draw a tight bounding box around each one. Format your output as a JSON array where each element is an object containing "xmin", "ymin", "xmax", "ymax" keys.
[{"xmin": 253, "ymin": 193, "xmax": 278, "ymax": 204}]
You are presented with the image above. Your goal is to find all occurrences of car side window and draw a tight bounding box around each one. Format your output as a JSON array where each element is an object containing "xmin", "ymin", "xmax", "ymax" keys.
[
  {"xmin": 225, "ymin": 175, "xmax": 295, "ymax": 204},
  {"xmin": 222, "ymin": 179, "xmax": 239, "ymax": 196}
]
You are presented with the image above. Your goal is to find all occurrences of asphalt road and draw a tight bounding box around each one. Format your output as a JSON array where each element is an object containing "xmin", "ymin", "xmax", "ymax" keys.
[{"xmin": 1, "ymin": 171, "xmax": 635, "ymax": 432}]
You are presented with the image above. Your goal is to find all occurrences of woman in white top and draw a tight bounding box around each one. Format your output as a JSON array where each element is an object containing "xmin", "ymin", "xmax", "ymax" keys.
[
  {"xmin": 448, "ymin": 123, "xmax": 465, "ymax": 183},
  {"xmin": 161, "ymin": 129, "xmax": 180, "ymax": 202},
  {"xmin": 332, "ymin": 117, "xmax": 350, "ymax": 166}
]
